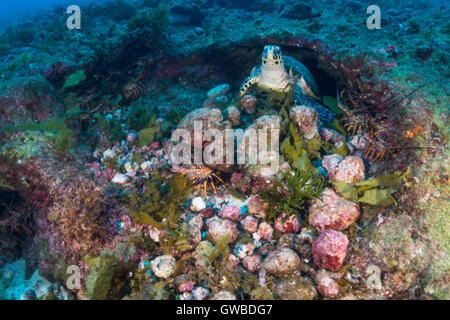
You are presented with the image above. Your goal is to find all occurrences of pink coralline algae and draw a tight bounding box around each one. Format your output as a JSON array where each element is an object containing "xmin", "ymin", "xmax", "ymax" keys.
[
  {"xmin": 192, "ymin": 287, "xmax": 209, "ymax": 300},
  {"xmin": 178, "ymin": 281, "xmax": 196, "ymax": 293},
  {"xmin": 240, "ymin": 215, "xmax": 259, "ymax": 234},
  {"xmin": 220, "ymin": 205, "xmax": 241, "ymax": 221},
  {"xmin": 243, "ymin": 254, "xmax": 262, "ymax": 272},
  {"xmin": 188, "ymin": 214, "xmax": 203, "ymax": 245},
  {"xmin": 239, "ymin": 95, "xmax": 257, "ymax": 114},
  {"xmin": 247, "ymin": 196, "xmax": 266, "ymax": 219},
  {"xmin": 315, "ymin": 271, "xmax": 341, "ymax": 298},
  {"xmin": 227, "ymin": 254, "xmax": 240, "ymax": 269},
  {"xmin": 235, "ymin": 243, "xmax": 255, "ymax": 259},
  {"xmin": 312, "ymin": 230, "xmax": 349, "ymax": 271},
  {"xmin": 275, "ymin": 214, "xmax": 301, "ymax": 234},
  {"xmin": 230, "ymin": 172, "xmax": 252, "ymax": 194},
  {"xmin": 257, "ymin": 222, "xmax": 273, "ymax": 241},
  {"xmin": 289, "ymin": 105, "xmax": 319, "ymax": 139},
  {"xmin": 262, "ymin": 248, "xmax": 301, "ymax": 276},
  {"xmin": 308, "ymin": 188, "xmax": 359, "ymax": 232},
  {"xmin": 206, "ymin": 217, "xmax": 238, "ymax": 243},
  {"xmin": 323, "ymin": 155, "xmax": 365, "ymax": 183}
]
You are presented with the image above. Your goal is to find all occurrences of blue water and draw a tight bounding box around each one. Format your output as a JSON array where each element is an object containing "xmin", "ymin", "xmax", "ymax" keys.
[
  {"xmin": 0, "ymin": 0, "xmax": 448, "ymax": 24},
  {"xmin": 0, "ymin": 0, "xmax": 100, "ymax": 16},
  {"xmin": 0, "ymin": 0, "xmax": 105, "ymax": 28}
]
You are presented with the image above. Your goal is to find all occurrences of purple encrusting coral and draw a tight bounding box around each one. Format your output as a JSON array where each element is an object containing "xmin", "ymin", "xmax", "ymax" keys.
[{"xmin": 0, "ymin": 0, "xmax": 448, "ymax": 301}]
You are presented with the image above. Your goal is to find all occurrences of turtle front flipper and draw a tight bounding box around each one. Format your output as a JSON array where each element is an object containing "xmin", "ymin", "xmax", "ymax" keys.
[{"xmin": 239, "ymin": 75, "xmax": 258, "ymax": 97}]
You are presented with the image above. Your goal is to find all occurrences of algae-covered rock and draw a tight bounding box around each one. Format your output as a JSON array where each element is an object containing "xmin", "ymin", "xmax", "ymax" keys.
[
  {"xmin": 262, "ymin": 248, "xmax": 301, "ymax": 276},
  {"xmin": 308, "ymin": 187, "xmax": 360, "ymax": 232},
  {"xmin": 84, "ymin": 254, "xmax": 135, "ymax": 300},
  {"xmin": 289, "ymin": 105, "xmax": 319, "ymax": 140},
  {"xmin": 275, "ymin": 275, "xmax": 318, "ymax": 300},
  {"xmin": 312, "ymin": 230, "xmax": 349, "ymax": 271}
]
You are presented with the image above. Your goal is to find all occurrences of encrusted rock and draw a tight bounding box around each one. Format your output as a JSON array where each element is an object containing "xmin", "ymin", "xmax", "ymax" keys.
[
  {"xmin": 250, "ymin": 114, "xmax": 282, "ymax": 133},
  {"xmin": 175, "ymin": 274, "xmax": 196, "ymax": 293},
  {"xmin": 207, "ymin": 217, "xmax": 238, "ymax": 243},
  {"xmin": 102, "ymin": 148, "xmax": 116, "ymax": 160},
  {"xmin": 275, "ymin": 275, "xmax": 318, "ymax": 300},
  {"xmin": 190, "ymin": 197, "xmax": 206, "ymax": 212},
  {"xmin": 112, "ymin": 173, "xmax": 129, "ymax": 184},
  {"xmin": 277, "ymin": 234, "xmax": 297, "ymax": 250},
  {"xmin": 262, "ymin": 248, "xmax": 301, "ymax": 276},
  {"xmin": 312, "ymin": 230, "xmax": 349, "ymax": 271},
  {"xmin": 199, "ymin": 207, "xmax": 215, "ymax": 218},
  {"xmin": 308, "ymin": 188, "xmax": 360, "ymax": 232},
  {"xmin": 151, "ymin": 255, "xmax": 176, "ymax": 279},
  {"xmin": 220, "ymin": 205, "xmax": 241, "ymax": 221},
  {"xmin": 188, "ymin": 214, "xmax": 203, "ymax": 245},
  {"xmin": 243, "ymin": 254, "xmax": 262, "ymax": 272},
  {"xmin": 246, "ymin": 150, "xmax": 283, "ymax": 177},
  {"xmin": 177, "ymin": 107, "xmax": 225, "ymax": 130},
  {"xmin": 348, "ymin": 134, "xmax": 368, "ymax": 150},
  {"xmin": 315, "ymin": 270, "xmax": 341, "ymax": 298},
  {"xmin": 240, "ymin": 94, "xmax": 257, "ymax": 114},
  {"xmin": 225, "ymin": 105, "xmax": 241, "ymax": 126},
  {"xmin": 227, "ymin": 254, "xmax": 240, "ymax": 269},
  {"xmin": 247, "ymin": 196, "xmax": 266, "ymax": 219},
  {"xmin": 322, "ymin": 154, "xmax": 343, "ymax": 174},
  {"xmin": 211, "ymin": 291, "xmax": 237, "ymax": 300},
  {"xmin": 323, "ymin": 155, "xmax": 365, "ymax": 183},
  {"xmin": 193, "ymin": 241, "xmax": 216, "ymax": 271},
  {"xmin": 240, "ymin": 215, "xmax": 259, "ymax": 234},
  {"xmin": 275, "ymin": 214, "xmax": 301, "ymax": 234},
  {"xmin": 179, "ymin": 292, "xmax": 193, "ymax": 300},
  {"xmin": 235, "ymin": 243, "xmax": 255, "ymax": 259},
  {"xmin": 192, "ymin": 287, "xmax": 209, "ymax": 300},
  {"xmin": 258, "ymin": 222, "xmax": 273, "ymax": 241},
  {"xmin": 289, "ymin": 105, "xmax": 319, "ymax": 139}
]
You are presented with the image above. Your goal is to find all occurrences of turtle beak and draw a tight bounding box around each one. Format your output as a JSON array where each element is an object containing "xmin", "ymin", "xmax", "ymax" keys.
[{"xmin": 262, "ymin": 45, "xmax": 283, "ymax": 67}]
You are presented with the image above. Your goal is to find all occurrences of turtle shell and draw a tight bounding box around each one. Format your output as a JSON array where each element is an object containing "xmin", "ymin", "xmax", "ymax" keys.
[{"xmin": 283, "ymin": 55, "xmax": 321, "ymax": 99}]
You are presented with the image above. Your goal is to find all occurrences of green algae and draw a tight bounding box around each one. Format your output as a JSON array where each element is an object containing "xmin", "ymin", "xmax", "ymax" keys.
[
  {"xmin": 62, "ymin": 70, "xmax": 86, "ymax": 91},
  {"xmin": 333, "ymin": 169, "xmax": 412, "ymax": 206},
  {"xmin": 127, "ymin": 173, "xmax": 192, "ymax": 254},
  {"xmin": 260, "ymin": 169, "xmax": 325, "ymax": 221},
  {"xmin": 322, "ymin": 96, "xmax": 346, "ymax": 116},
  {"xmin": 3, "ymin": 118, "xmax": 73, "ymax": 154},
  {"xmin": 280, "ymin": 122, "xmax": 321, "ymax": 172},
  {"xmin": 138, "ymin": 116, "xmax": 162, "ymax": 147},
  {"xmin": 84, "ymin": 254, "xmax": 135, "ymax": 300},
  {"xmin": 6, "ymin": 52, "xmax": 33, "ymax": 72}
]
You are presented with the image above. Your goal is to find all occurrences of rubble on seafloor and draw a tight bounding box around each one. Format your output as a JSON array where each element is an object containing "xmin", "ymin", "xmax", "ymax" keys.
[{"xmin": 0, "ymin": 0, "xmax": 448, "ymax": 300}]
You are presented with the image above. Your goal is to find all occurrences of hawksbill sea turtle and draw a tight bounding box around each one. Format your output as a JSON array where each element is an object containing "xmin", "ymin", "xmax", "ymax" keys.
[{"xmin": 239, "ymin": 45, "xmax": 334, "ymax": 123}]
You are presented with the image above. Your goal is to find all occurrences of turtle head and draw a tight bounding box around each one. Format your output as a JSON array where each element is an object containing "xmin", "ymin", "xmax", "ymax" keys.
[{"xmin": 262, "ymin": 45, "xmax": 284, "ymax": 68}]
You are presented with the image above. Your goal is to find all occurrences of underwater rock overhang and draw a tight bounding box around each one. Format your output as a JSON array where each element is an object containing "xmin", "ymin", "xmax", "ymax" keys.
[
  {"xmin": 62, "ymin": 32, "xmax": 423, "ymax": 170},
  {"xmin": 182, "ymin": 36, "xmax": 341, "ymax": 96},
  {"xmin": 153, "ymin": 35, "xmax": 422, "ymax": 168}
]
